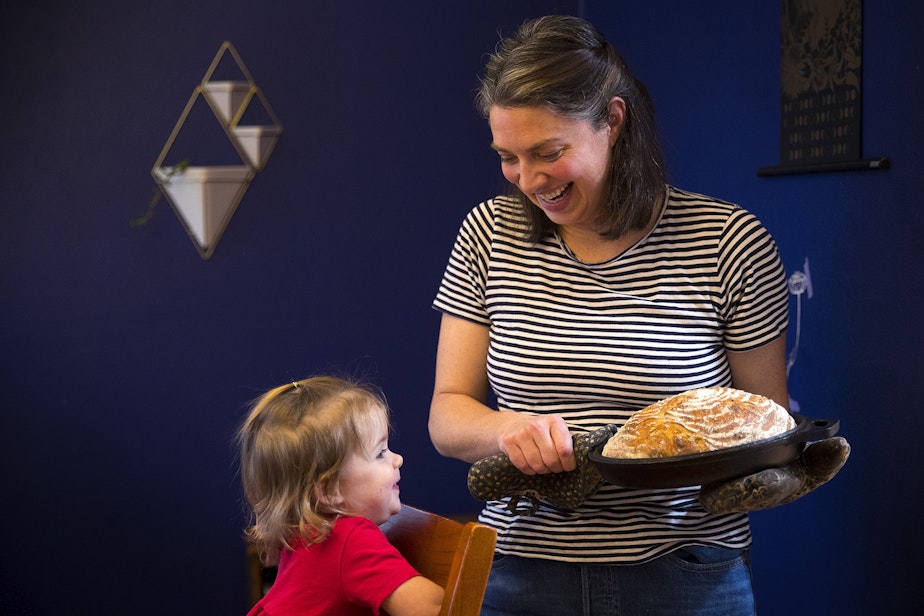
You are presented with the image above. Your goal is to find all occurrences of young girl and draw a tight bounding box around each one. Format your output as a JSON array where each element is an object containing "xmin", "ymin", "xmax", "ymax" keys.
[{"xmin": 238, "ymin": 376, "xmax": 444, "ymax": 616}]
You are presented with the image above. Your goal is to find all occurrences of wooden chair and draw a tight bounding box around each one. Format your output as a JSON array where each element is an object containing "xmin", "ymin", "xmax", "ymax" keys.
[
  {"xmin": 380, "ymin": 505, "xmax": 496, "ymax": 616},
  {"xmin": 247, "ymin": 505, "xmax": 497, "ymax": 616}
]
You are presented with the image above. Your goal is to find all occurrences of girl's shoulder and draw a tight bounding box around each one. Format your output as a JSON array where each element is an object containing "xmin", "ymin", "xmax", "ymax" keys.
[{"xmin": 332, "ymin": 515, "xmax": 380, "ymax": 536}]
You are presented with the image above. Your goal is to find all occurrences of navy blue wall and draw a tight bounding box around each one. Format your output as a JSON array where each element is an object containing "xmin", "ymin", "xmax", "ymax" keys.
[
  {"xmin": 0, "ymin": 1, "xmax": 573, "ymax": 613},
  {"xmin": 2, "ymin": 1, "xmax": 921, "ymax": 614},
  {"xmin": 587, "ymin": 1, "xmax": 923, "ymax": 613}
]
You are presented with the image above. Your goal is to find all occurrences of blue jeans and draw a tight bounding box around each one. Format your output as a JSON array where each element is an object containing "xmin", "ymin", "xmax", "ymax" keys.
[{"xmin": 481, "ymin": 546, "xmax": 755, "ymax": 616}]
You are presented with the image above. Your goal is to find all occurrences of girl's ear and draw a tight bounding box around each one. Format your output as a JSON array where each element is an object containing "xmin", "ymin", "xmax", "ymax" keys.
[{"xmin": 314, "ymin": 481, "xmax": 345, "ymax": 510}]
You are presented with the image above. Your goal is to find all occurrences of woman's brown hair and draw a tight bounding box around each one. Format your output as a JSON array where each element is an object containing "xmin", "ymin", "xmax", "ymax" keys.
[{"xmin": 476, "ymin": 15, "xmax": 667, "ymax": 242}]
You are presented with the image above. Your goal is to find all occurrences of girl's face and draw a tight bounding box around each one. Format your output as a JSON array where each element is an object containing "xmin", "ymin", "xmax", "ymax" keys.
[
  {"xmin": 489, "ymin": 104, "xmax": 621, "ymax": 234},
  {"xmin": 333, "ymin": 409, "xmax": 404, "ymax": 525}
]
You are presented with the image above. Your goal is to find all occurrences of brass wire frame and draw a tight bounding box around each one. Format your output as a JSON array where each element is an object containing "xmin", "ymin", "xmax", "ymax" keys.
[{"xmin": 150, "ymin": 41, "xmax": 283, "ymax": 259}]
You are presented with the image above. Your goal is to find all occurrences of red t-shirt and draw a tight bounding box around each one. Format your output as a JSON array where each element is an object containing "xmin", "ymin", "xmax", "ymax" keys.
[{"xmin": 248, "ymin": 516, "xmax": 421, "ymax": 616}]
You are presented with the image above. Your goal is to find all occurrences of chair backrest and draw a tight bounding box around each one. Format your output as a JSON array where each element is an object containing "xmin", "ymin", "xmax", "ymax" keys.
[{"xmin": 380, "ymin": 505, "xmax": 496, "ymax": 616}]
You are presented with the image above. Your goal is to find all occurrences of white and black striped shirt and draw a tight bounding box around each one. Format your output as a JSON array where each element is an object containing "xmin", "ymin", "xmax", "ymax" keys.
[{"xmin": 433, "ymin": 186, "xmax": 789, "ymax": 563}]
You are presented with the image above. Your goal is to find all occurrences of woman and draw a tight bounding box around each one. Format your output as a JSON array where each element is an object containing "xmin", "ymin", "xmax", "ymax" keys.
[{"xmin": 429, "ymin": 15, "xmax": 789, "ymax": 615}]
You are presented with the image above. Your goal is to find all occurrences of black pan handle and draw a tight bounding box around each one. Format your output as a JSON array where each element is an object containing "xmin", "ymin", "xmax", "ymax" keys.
[{"xmin": 793, "ymin": 415, "xmax": 840, "ymax": 441}]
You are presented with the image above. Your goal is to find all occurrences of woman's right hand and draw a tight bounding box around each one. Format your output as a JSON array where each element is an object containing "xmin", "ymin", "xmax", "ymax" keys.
[
  {"xmin": 431, "ymin": 314, "xmax": 576, "ymax": 472},
  {"xmin": 497, "ymin": 412, "xmax": 577, "ymax": 475}
]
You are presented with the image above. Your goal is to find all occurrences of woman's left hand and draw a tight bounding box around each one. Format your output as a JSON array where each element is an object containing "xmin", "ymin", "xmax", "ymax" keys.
[{"xmin": 699, "ymin": 436, "xmax": 850, "ymax": 513}]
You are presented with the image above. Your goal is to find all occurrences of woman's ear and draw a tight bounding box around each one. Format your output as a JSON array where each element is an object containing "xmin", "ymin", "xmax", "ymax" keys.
[{"xmin": 606, "ymin": 96, "xmax": 627, "ymax": 147}]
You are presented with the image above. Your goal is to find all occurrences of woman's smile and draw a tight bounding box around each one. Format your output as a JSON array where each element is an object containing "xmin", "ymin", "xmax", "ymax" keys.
[{"xmin": 536, "ymin": 183, "xmax": 573, "ymax": 211}]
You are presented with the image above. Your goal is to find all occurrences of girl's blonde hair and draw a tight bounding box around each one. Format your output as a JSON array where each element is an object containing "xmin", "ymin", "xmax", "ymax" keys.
[{"xmin": 236, "ymin": 376, "xmax": 389, "ymax": 566}]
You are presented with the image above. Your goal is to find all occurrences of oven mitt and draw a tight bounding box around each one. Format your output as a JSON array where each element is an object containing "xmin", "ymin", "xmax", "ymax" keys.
[
  {"xmin": 699, "ymin": 436, "xmax": 850, "ymax": 514},
  {"xmin": 467, "ymin": 424, "xmax": 618, "ymax": 516}
]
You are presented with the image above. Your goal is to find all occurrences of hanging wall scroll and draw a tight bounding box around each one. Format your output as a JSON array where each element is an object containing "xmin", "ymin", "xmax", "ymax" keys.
[{"xmin": 758, "ymin": 0, "xmax": 888, "ymax": 176}]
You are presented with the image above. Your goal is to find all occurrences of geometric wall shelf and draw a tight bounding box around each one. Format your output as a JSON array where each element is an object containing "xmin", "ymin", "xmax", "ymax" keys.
[{"xmin": 152, "ymin": 41, "xmax": 282, "ymax": 259}]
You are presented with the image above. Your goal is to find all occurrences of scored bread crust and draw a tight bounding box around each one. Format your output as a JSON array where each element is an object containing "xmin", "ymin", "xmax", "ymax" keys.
[{"xmin": 601, "ymin": 387, "xmax": 795, "ymax": 459}]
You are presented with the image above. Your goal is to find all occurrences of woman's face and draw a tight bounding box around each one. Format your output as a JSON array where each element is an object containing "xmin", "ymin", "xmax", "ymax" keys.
[
  {"xmin": 489, "ymin": 105, "xmax": 620, "ymax": 233},
  {"xmin": 333, "ymin": 410, "xmax": 404, "ymax": 525}
]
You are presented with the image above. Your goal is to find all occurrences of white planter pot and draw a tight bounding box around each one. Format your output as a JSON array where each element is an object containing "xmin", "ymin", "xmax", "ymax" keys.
[
  {"xmin": 231, "ymin": 125, "xmax": 281, "ymax": 170},
  {"xmin": 154, "ymin": 165, "xmax": 253, "ymax": 258},
  {"xmin": 202, "ymin": 81, "xmax": 251, "ymax": 125}
]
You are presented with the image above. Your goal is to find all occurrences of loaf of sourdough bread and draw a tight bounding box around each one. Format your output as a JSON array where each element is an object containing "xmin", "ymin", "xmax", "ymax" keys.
[{"xmin": 602, "ymin": 387, "xmax": 795, "ymax": 459}]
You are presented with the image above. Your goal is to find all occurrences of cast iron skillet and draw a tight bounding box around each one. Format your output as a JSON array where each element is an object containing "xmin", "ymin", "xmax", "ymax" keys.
[{"xmin": 588, "ymin": 414, "xmax": 840, "ymax": 489}]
